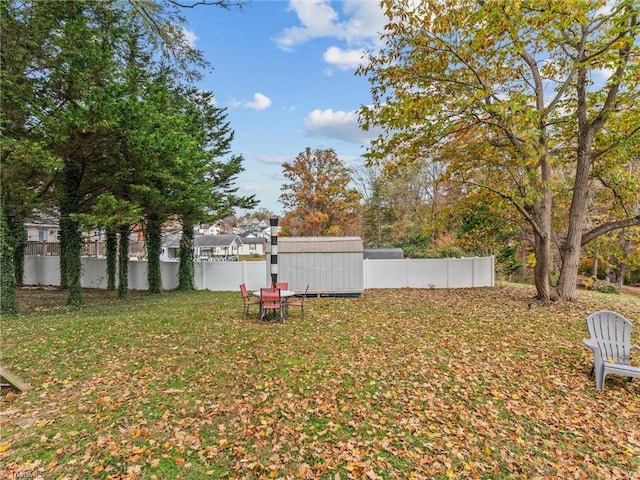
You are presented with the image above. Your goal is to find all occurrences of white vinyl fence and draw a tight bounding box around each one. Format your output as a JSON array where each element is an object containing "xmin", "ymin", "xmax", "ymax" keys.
[
  {"xmin": 363, "ymin": 257, "xmax": 494, "ymax": 289},
  {"xmin": 23, "ymin": 256, "xmax": 494, "ymax": 291}
]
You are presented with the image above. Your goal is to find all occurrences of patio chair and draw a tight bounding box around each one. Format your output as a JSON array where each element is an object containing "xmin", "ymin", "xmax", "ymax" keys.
[
  {"xmin": 285, "ymin": 285, "xmax": 309, "ymax": 320},
  {"xmin": 583, "ymin": 310, "xmax": 640, "ymax": 390},
  {"xmin": 260, "ymin": 287, "xmax": 284, "ymax": 322},
  {"xmin": 240, "ymin": 283, "xmax": 260, "ymax": 320}
]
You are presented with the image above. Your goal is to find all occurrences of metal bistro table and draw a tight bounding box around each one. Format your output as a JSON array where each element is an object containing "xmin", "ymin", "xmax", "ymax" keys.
[{"xmin": 253, "ymin": 289, "xmax": 296, "ymax": 321}]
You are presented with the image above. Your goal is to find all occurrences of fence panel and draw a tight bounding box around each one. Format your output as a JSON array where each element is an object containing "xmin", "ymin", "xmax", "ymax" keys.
[
  {"xmin": 474, "ymin": 256, "xmax": 495, "ymax": 288},
  {"xmin": 363, "ymin": 257, "xmax": 494, "ymax": 289},
  {"xmin": 24, "ymin": 257, "xmax": 60, "ymax": 286},
  {"xmin": 23, "ymin": 256, "xmax": 494, "ymax": 291}
]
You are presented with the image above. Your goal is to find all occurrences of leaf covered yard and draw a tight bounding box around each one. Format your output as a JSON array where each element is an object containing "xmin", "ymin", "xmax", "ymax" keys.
[{"xmin": 1, "ymin": 285, "xmax": 639, "ymax": 479}]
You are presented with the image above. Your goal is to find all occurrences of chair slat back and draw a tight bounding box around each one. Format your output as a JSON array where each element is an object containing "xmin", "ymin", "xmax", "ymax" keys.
[
  {"xmin": 274, "ymin": 282, "xmax": 288, "ymax": 290},
  {"xmin": 261, "ymin": 287, "xmax": 281, "ymax": 306},
  {"xmin": 586, "ymin": 310, "xmax": 633, "ymax": 365},
  {"xmin": 240, "ymin": 283, "xmax": 249, "ymax": 298}
]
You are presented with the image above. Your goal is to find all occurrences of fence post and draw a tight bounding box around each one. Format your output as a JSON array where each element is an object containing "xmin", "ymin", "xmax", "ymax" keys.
[
  {"xmin": 269, "ymin": 218, "xmax": 279, "ymax": 286},
  {"xmin": 472, "ymin": 257, "xmax": 476, "ymax": 287}
]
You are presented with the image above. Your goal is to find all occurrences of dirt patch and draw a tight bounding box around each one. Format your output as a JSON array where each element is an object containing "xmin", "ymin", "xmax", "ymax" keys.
[
  {"xmin": 16, "ymin": 287, "xmax": 145, "ymax": 313},
  {"xmin": 621, "ymin": 284, "xmax": 640, "ymax": 296},
  {"xmin": 576, "ymin": 275, "xmax": 640, "ymax": 297}
]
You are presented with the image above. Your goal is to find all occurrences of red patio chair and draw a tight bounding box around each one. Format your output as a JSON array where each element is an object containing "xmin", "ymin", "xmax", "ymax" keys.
[
  {"xmin": 285, "ymin": 285, "xmax": 309, "ymax": 320},
  {"xmin": 240, "ymin": 283, "xmax": 260, "ymax": 320},
  {"xmin": 273, "ymin": 282, "xmax": 288, "ymax": 290},
  {"xmin": 260, "ymin": 287, "xmax": 284, "ymax": 322}
]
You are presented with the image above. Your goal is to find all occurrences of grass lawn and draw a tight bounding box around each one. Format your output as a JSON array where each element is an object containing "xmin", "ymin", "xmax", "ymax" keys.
[{"xmin": 1, "ymin": 283, "xmax": 639, "ymax": 479}]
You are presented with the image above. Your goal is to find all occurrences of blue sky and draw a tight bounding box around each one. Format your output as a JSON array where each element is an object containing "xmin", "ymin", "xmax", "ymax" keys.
[{"xmin": 180, "ymin": 0, "xmax": 387, "ymax": 215}]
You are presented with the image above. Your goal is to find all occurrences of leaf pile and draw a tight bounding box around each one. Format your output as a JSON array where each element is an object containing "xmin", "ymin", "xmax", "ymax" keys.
[{"xmin": 1, "ymin": 284, "xmax": 639, "ymax": 479}]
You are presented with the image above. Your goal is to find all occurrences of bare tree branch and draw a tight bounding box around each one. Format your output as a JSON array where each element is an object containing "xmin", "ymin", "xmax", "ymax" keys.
[{"xmin": 166, "ymin": 0, "xmax": 247, "ymax": 8}]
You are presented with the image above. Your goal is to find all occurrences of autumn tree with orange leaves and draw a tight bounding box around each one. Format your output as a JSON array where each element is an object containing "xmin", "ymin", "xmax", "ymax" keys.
[{"xmin": 279, "ymin": 147, "xmax": 362, "ymax": 237}]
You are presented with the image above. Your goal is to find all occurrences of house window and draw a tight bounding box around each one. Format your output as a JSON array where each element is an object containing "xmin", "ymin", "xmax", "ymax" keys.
[
  {"xmin": 38, "ymin": 229, "xmax": 48, "ymax": 242},
  {"xmin": 250, "ymin": 244, "xmax": 256, "ymax": 252}
]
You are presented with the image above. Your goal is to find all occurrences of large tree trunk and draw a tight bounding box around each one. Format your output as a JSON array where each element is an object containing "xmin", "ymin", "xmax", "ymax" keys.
[
  {"xmin": 146, "ymin": 213, "xmax": 162, "ymax": 294},
  {"xmin": 532, "ymin": 230, "xmax": 553, "ymax": 302},
  {"xmin": 7, "ymin": 210, "xmax": 26, "ymax": 288},
  {"xmin": 0, "ymin": 208, "xmax": 18, "ymax": 314},
  {"xmin": 117, "ymin": 224, "xmax": 129, "ymax": 299},
  {"xmin": 60, "ymin": 213, "xmax": 83, "ymax": 306},
  {"xmin": 60, "ymin": 163, "xmax": 83, "ymax": 306},
  {"xmin": 179, "ymin": 218, "xmax": 195, "ymax": 291},
  {"xmin": 531, "ymin": 140, "xmax": 555, "ymax": 302},
  {"xmin": 555, "ymin": 69, "xmax": 596, "ymax": 301},
  {"xmin": 106, "ymin": 228, "xmax": 117, "ymax": 290}
]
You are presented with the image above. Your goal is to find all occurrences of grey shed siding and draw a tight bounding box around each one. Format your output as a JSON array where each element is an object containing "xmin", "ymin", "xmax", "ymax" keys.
[{"xmin": 275, "ymin": 237, "xmax": 364, "ymax": 294}]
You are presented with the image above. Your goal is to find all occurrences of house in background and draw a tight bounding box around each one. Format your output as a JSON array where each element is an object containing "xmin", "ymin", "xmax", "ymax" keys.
[
  {"xmin": 24, "ymin": 214, "xmax": 59, "ymax": 243},
  {"xmin": 196, "ymin": 234, "xmax": 243, "ymax": 260},
  {"xmin": 238, "ymin": 233, "xmax": 268, "ymax": 257},
  {"xmin": 161, "ymin": 233, "xmax": 182, "ymax": 261},
  {"xmin": 197, "ymin": 222, "xmax": 222, "ymax": 236},
  {"xmin": 160, "ymin": 234, "xmax": 244, "ymax": 261},
  {"xmin": 24, "ymin": 214, "xmax": 60, "ymax": 256},
  {"xmin": 236, "ymin": 217, "xmax": 269, "ymax": 236},
  {"xmin": 24, "ymin": 215, "xmax": 269, "ymax": 260}
]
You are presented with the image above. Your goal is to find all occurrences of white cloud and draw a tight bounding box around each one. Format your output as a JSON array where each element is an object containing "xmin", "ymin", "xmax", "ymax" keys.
[
  {"xmin": 256, "ymin": 154, "xmax": 290, "ymax": 166},
  {"xmin": 276, "ymin": 0, "xmax": 385, "ymax": 64},
  {"xmin": 239, "ymin": 184, "xmax": 262, "ymax": 192},
  {"xmin": 593, "ymin": 67, "xmax": 614, "ymax": 82},
  {"xmin": 245, "ymin": 93, "xmax": 272, "ymax": 110},
  {"xmin": 304, "ymin": 108, "xmax": 372, "ymax": 144},
  {"xmin": 323, "ymin": 46, "xmax": 368, "ymax": 70},
  {"xmin": 341, "ymin": 0, "xmax": 387, "ymax": 44},
  {"xmin": 182, "ymin": 28, "xmax": 198, "ymax": 48},
  {"xmin": 228, "ymin": 93, "xmax": 272, "ymax": 110},
  {"xmin": 276, "ymin": 0, "xmax": 342, "ymax": 51}
]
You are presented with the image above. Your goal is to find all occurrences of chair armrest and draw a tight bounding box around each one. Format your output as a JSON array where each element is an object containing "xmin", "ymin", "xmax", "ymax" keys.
[{"xmin": 583, "ymin": 338, "xmax": 598, "ymax": 350}]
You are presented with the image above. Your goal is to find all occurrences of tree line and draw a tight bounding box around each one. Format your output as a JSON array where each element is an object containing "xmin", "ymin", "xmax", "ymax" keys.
[
  {"xmin": 273, "ymin": 4, "xmax": 638, "ymax": 303},
  {"xmin": 3, "ymin": 1, "xmax": 639, "ymax": 313},
  {"xmin": 356, "ymin": 0, "xmax": 640, "ymax": 302},
  {"xmin": 1, "ymin": 0, "xmax": 255, "ymax": 313}
]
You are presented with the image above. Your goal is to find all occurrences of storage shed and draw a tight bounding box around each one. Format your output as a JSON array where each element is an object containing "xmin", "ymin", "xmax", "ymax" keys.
[{"xmin": 273, "ymin": 237, "xmax": 364, "ymax": 296}]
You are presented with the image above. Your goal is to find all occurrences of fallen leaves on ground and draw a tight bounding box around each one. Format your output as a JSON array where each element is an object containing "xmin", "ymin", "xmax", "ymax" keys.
[{"xmin": 1, "ymin": 284, "xmax": 639, "ymax": 479}]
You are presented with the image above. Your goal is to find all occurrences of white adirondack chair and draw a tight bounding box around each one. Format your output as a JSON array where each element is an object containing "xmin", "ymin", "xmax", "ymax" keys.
[{"xmin": 583, "ymin": 310, "xmax": 640, "ymax": 391}]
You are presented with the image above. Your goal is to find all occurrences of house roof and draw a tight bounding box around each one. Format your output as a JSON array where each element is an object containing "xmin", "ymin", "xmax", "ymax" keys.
[
  {"xmin": 163, "ymin": 233, "xmax": 182, "ymax": 248},
  {"xmin": 240, "ymin": 236, "xmax": 267, "ymax": 245},
  {"xmin": 277, "ymin": 236, "xmax": 363, "ymax": 253},
  {"xmin": 197, "ymin": 234, "xmax": 242, "ymax": 247},
  {"xmin": 163, "ymin": 234, "xmax": 243, "ymax": 248},
  {"xmin": 364, "ymin": 248, "xmax": 404, "ymax": 259},
  {"xmin": 24, "ymin": 212, "xmax": 59, "ymax": 228}
]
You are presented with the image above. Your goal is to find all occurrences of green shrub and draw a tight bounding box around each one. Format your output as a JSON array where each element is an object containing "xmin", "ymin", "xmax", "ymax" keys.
[{"xmin": 584, "ymin": 277, "xmax": 620, "ymax": 294}]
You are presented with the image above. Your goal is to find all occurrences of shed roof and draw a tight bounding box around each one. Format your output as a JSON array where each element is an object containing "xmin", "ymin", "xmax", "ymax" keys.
[
  {"xmin": 364, "ymin": 248, "xmax": 404, "ymax": 259},
  {"xmin": 277, "ymin": 236, "xmax": 363, "ymax": 253}
]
